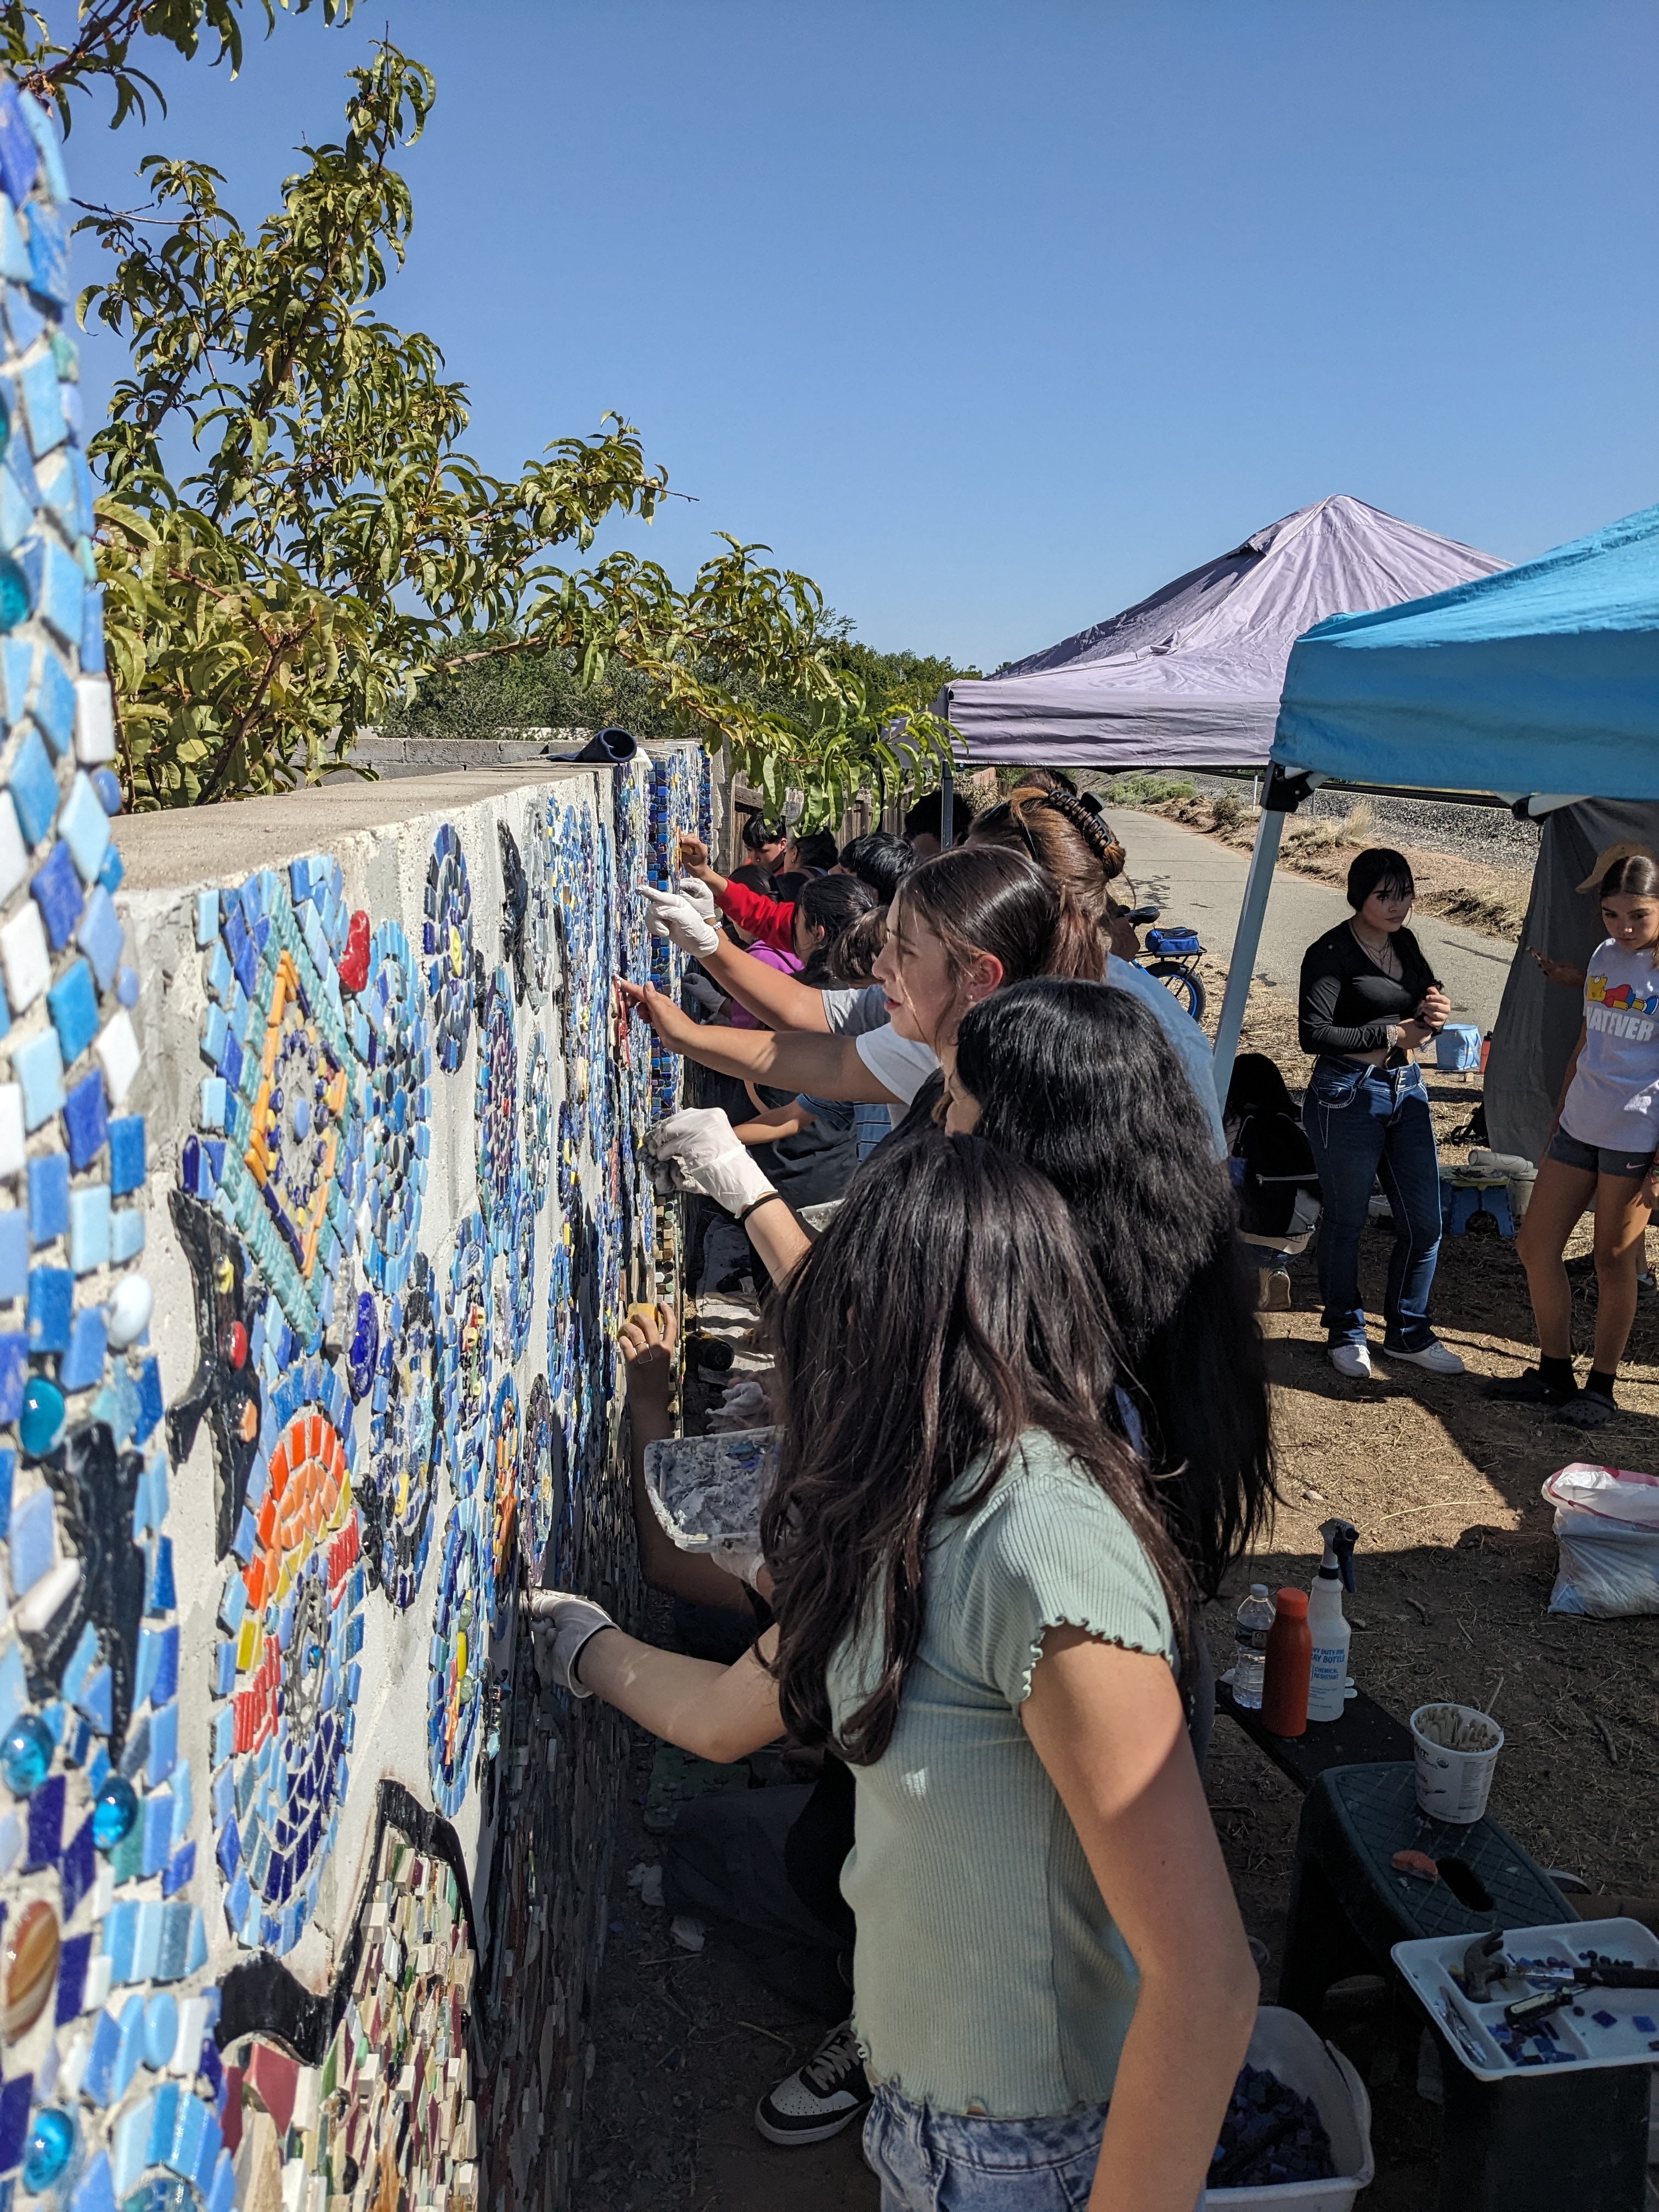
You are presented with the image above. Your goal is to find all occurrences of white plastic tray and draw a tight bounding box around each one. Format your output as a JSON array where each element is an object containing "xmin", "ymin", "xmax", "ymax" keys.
[
  {"xmin": 1392, "ymin": 1917, "xmax": 1659, "ymax": 2082},
  {"xmin": 1203, "ymin": 2006, "xmax": 1374, "ymax": 2210}
]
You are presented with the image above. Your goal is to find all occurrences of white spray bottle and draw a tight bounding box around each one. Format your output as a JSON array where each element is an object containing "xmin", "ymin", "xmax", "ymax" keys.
[{"xmin": 1307, "ymin": 1518, "xmax": 1358, "ymax": 1723}]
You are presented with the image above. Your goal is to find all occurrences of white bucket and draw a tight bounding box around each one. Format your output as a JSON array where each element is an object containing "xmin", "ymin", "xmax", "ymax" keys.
[
  {"xmin": 1410, "ymin": 1701, "xmax": 1503, "ymax": 1825},
  {"xmin": 1202, "ymin": 2006, "xmax": 1374, "ymax": 2209}
]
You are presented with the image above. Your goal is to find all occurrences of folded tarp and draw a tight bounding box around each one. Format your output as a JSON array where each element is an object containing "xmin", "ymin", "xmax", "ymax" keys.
[
  {"xmin": 939, "ymin": 494, "xmax": 1504, "ymax": 769},
  {"xmin": 1276, "ymin": 503, "xmax": 1659, "ymax": 801}
]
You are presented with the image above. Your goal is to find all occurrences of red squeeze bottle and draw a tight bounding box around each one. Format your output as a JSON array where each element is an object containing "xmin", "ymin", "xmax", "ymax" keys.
[{"xmin": 1260, "ymin": 1587, "xmax": 1312, "ymax": 1737}]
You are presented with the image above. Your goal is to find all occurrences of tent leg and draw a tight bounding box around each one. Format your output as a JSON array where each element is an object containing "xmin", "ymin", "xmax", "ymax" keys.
[
  {"xmin": 940, "ymin": 764, "xmax": 955, "ymax": 849},
  {"xmin": 1211, "ymin": 806, "xmax": 1285, "ymax": 1107}
]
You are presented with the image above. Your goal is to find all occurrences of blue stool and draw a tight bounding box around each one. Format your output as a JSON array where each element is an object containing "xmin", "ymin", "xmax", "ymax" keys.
[{"xmin": 1441, "ymin": 1179, "xmax": 1515, "ymax": 1237}]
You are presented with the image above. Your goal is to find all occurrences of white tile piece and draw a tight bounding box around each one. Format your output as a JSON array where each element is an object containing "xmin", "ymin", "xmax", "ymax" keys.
[
  {"xmin": 73, "ymin": 675, "xmax": 115, "ymax": 764},
  {"xmin": 0, "ymin": 1086, "xmax": 21, "ymax": 1177},
  {"xmin": 94, "ymin": 1008, "xmax": 140, "ymax": 1105},
  {"xmin": 0, "ymin": 900, "xmax": 49, "ymax": 1013},
  {"xmin": 0, "ymin": 791, "xmax": 26, "ymax": 906}
]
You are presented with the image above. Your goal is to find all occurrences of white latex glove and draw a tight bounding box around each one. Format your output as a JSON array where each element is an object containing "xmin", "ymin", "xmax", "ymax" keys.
[
  {"xmin": 524, "ymin": 1589, "xmax": 616, "ymax": 1697},
  {"xmin": 675, "ymin": 876, "xmax": 719, "ymax": 923},
  {"xmin": 636, "ymin": 883, "xmax": 720, "ymax": 957},
  {"xmin": 723, "ymin": 1545, "xmax": 769, "ymax": 1593},
  {"xmin": 645, "ymin": 1108, "xmax": 778, "ymax": 1217},
  {"xmin": 708, "ymin": 1377, "xmax": 771, "ymax": 1430},
  {"xmin": 683, "ymin": 973, "xmax": 728, "ymax": 1017}
]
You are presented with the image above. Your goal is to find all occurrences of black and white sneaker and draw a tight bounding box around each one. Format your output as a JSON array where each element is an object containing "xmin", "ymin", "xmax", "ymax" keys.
[{"xmin": 754, "ymin": 2018, "xmax": 871, "ymax": 2146}]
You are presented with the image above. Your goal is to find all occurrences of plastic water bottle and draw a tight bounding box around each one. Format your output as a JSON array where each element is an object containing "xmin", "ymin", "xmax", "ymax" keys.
[{"xmin": 1232, "ymin": 1584, "xmax": 1274, "ymax": 1710}]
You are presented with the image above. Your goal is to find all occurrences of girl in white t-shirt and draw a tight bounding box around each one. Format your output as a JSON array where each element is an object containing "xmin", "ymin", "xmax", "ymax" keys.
[{"xmin": 1496, "ymin": 853, "xmax": 1659, "ymax": 1426}]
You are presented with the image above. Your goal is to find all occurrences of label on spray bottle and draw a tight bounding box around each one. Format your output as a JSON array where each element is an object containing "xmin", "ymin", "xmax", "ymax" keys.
[{"xmin": 1307, "ymin": 1636, "xmax": 1348, "ymax": 1722}]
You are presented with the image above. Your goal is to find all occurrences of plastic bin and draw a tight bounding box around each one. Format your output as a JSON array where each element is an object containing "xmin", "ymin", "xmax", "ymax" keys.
[
  {"xmin": 1204, "ymin": 2006, "xmax": 1374, "ymax": 2210},
  {"xmin": 1435, "ymin": 1023, "xmax": 1482, "ymax": 1072}
]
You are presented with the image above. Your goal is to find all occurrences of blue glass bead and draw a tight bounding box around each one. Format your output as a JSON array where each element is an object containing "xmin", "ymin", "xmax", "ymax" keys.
[
  {"xmin": 92, "ymin": 1773, "xmax": 138, "ymax": 1850},
  {"xmin": 1, "ymin": 1709, "xmax": 52, "ymax": 1795},
  {"xmin": 0, "ymin": 552, "xmax": 26, "ymax": 632},
  {"xmin": 22, "ymin": 2108, "xmax": 74, "ymax": 2191},
  {"xmin": 18, "ymin": 1374, "xmax": 64, "ymax": 1457}
]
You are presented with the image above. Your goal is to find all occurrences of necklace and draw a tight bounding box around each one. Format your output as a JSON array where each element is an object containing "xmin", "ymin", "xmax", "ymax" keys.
[{"xmin": 1349, "ymin": 920, "xmax": 1401, "ymax": 978}]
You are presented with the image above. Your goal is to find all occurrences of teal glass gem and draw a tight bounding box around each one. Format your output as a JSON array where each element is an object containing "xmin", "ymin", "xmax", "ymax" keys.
[
  {"xmin": 18, "ymin": 1374, "xmax": 65, "ymax": 1457},
  {"xmin": 92, "ymin": 1773, "xmax": 138, "ymax": 1850},
  {"xmin": 0, "ymin": 552, "xmax": 26, "ymax": 632},
  {"xmin": 1, "ymin": 1709, "xmax": 53, "ymax": 1795},
  {"xmin": 22, "ymin": 2108, "xmax": 75, "ymax": 2192}
]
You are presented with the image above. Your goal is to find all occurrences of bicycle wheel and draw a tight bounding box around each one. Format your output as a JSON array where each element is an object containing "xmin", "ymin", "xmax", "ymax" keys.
[{"xmin": 1145, "ymin": 961, "xmax": 1206, "ymax": 1022}]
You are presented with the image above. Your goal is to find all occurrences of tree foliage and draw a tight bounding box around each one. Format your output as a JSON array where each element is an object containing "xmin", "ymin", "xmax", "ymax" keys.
[
  {"xmin": 64, "ymin": 34, "xmax": 955, "ymax": 817},
  {"xmin": 2, "ymin": 0, "xmax": 356, "ymax": 133}
]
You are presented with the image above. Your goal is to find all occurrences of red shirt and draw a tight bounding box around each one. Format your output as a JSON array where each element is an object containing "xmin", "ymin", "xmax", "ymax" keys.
[{"xmin": 716, "ymin": 876, "xmax": 796, "ymax": 955}]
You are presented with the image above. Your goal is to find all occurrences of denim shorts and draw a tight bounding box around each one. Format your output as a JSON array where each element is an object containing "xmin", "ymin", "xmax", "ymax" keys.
[
  {"xmin": 862, "ymin": 2084, "xmax": 1108, "ymax": 2210},
  {"xmin": 1548, "ymin": 1126, "xmax": 1657, "ymax": 1180}
]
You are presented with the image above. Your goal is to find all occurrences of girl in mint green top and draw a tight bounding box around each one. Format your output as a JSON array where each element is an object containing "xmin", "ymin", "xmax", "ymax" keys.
[{"xmin": 537, "ymin": 1134, "xmax": 1259, "ymax": 2210}]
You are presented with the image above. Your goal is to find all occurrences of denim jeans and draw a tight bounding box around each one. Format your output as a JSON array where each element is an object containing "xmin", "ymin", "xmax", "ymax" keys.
[
  {"xmin": 1301, "ymin": 1056, "xmax": 1443, "ymax": 1350},
  {"xmin": 863, "ymin": 2085, "xmax": 1109, "ymax": 2211}
]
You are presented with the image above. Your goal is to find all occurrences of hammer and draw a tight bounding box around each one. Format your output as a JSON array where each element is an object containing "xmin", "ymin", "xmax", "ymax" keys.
[{"xmin": 1461, "ymin": 1929, "xmax": 1508, "ymax": 2004}]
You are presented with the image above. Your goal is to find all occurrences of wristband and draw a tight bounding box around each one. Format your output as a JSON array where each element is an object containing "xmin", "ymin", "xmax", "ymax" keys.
[{"xmin": 735, "ymin": 1193, "xmax": 782, "ymax": 1226}]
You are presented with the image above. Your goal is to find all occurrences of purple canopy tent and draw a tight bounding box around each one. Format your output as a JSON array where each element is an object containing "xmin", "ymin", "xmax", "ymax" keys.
[{"xmin": 935, "ymin": 495, "xmax": 1506, "ymax": 771}]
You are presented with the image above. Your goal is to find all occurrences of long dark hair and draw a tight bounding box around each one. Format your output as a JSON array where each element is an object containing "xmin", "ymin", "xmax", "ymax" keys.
[
  {"xmin": 796, "ymin": 873, "xmax": 877, "ymax": 986},
  {"xmin": 896, "ymin": 845, "xmax": 1104, "ymax": 1000},
  {"xmin": 954, "ymin": 980, "xmax": 1275, "ymax": 1598},
  {"xmin": 762, "ymin": 1134, "xmax": 1192, "ymax": 1764}
]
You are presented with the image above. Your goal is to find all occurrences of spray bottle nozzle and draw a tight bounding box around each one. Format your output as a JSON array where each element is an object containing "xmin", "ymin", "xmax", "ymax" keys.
[{"xmin": 1318, "ymin": 1517, "xmax": 1359, "ymax": 1594}]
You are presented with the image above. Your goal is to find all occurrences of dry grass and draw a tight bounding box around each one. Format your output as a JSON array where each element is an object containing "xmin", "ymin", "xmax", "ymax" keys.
[{"xmin": 1146, "ymin": 793, "xmax": 1533, "ymax": 940}]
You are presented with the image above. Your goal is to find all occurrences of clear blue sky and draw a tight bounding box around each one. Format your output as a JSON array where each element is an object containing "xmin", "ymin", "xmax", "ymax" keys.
[{"xmin": 52, "ymin": 0, "xmax": 1659, "ymax": 669}]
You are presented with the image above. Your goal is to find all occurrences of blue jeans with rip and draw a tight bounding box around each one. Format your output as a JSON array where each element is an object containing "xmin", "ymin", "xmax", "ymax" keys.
[
  {"xmin": 864, "ymin": 2086, "xmax": 1110, "ymax": 2211},
  {"xmin": 1302, "ymin": 1057, "xmax": 1443, "ymax": 1351}
]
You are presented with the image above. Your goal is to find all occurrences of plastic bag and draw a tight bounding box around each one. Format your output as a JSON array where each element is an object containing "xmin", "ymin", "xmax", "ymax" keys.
[{"xmin": 1543, "ymin": 1463, "xmax": 1659, "ymax": 1617}]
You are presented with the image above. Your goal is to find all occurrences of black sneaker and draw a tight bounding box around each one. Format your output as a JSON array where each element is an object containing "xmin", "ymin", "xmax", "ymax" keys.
[{"xmin": 754, "ymin": 2018, "xmax": 871, "ymax": 2146}]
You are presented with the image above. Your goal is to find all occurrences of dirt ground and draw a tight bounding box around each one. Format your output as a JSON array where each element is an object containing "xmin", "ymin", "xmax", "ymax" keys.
[{"xmin": 571, "ymin": 947, "xmax": 1659, "ymax": 2211}]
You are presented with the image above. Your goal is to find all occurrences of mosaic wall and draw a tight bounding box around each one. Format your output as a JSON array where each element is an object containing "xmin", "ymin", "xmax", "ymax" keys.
[{"xmin": 0, "ymin": 91, "xmax": 715, "ymax": 2210}]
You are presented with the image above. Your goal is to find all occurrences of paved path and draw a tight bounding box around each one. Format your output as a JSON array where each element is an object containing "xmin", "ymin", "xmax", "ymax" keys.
[{"xmin": 1115, "ymin": 809, "xmax": 1519, "ymax": 1031}]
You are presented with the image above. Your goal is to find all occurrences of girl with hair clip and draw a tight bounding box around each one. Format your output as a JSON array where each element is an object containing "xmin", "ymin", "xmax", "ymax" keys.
[
  {"xmin": 1493, "ymin": 850, "xmax": 1659, "ymax": 1426},
  {"xmin": 532, "ymin": 1136, "xmax": 1259, "ymax": 2212}
]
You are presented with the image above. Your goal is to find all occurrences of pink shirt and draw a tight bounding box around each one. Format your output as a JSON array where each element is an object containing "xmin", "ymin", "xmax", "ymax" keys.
[{"xmin": 727, "ymin": 942, "xmax": 802, "ymax": 1028}]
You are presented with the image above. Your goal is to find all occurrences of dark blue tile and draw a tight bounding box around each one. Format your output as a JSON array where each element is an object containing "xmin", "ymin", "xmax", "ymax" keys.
[
  {"xmin": 162, "ymin": 1841, "xmax": 194, "ymax": 1899},
  {"xmin": 30, "ymin": 839, "xmax": 82, "ymax": 949},
  {"xmin": 55, "ymin": 1929, "xmax": 90, "ymax": 2023},
  {"xmin": 0, "ymin": 2072, "xmax": 30, "ymax": 2174},
  {"xmin": 23, "ymin": 1771, "xmax": 62, "ymax": 1870},
  {"xmin": 59, "ymin": 1812, "xmax": 94, "ymax": 1916},
  {"xmin": 61, "ymin": 1069, "xmax": 106, "ymax": 1172},
  {"xmin": 133, "ymin": 1356, "xmax": 162, "ymax": 1444}
]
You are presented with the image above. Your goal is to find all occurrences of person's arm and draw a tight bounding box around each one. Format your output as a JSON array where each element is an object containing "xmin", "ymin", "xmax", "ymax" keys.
[
  {"xmin": 620, "ymin": 1305, "xmax": 755, "ymax": 1615},
  {"xmin": 1530, "ymin": 947, "xmax": 1588, "ymax": 990},
  {"xmin": 716, "ymin": 877, "xmax": 798, "ymax": 955},
  {"xmin": 1021, "ymin": 1630, "xmax": 1258, "ymax": 2212},
  {"xmin": 695, "ymin": 936, "xmax": 832, "ymax": 1031},
  {"xmin": 731, "ymin": 1099, "xmax": 814, "ymax": 1143},
  {"xmin": 578, "ymin": 1622, "xmax": 785, "ymax": 1764},
  {"xmin": 620, "ymin": 979, "xmax": 899, "ymax": 1101}
]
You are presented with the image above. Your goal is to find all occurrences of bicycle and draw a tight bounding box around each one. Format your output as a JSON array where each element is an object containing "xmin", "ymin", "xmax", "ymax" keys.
[{"xmin": 1125, "ymin": 901, "xmax": 1207, "ymax": 1023}]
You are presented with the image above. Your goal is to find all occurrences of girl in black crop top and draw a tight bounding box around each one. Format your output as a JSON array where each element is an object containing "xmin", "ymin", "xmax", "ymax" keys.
[{"xmin": 1296, "ymin": 849, "xmax": 1462, "ymax": 1383}]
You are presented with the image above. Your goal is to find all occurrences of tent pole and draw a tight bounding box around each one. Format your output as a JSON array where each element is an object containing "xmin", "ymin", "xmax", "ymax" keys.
[
  {"xmin": 1211, "ymin": 804, "xmax": 1286, "ymax": 1105},
  {"xmin": 940, "ymin": 763, "xmax": 955, "ymax": 849}
]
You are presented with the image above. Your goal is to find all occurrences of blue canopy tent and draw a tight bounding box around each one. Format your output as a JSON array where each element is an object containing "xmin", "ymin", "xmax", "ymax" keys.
[{"xmin": 1212, "ymin": 503, "xmax": 1659, "ymax": 1103}]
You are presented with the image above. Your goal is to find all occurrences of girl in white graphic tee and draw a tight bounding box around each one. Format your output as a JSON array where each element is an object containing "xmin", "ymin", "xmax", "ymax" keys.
[{"xmin": 1494, "ymin": 853, "xmax": 1659, "ymax": 1426}]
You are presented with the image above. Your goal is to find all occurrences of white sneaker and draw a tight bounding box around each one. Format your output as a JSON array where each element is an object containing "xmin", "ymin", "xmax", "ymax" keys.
[
  {"xmin": 1328, "ymin": 1344, "xmax": 1372, "ymax": 1379},
  {"xmin": 1386, "ymin": 1340, "xmax": 1466, "ymax": 1376}
]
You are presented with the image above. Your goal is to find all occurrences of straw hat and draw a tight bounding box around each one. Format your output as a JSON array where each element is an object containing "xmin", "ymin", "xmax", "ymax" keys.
[{"xmin": 1576, "ymin": 840, "xmax": 1657, "ymax": 894}]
